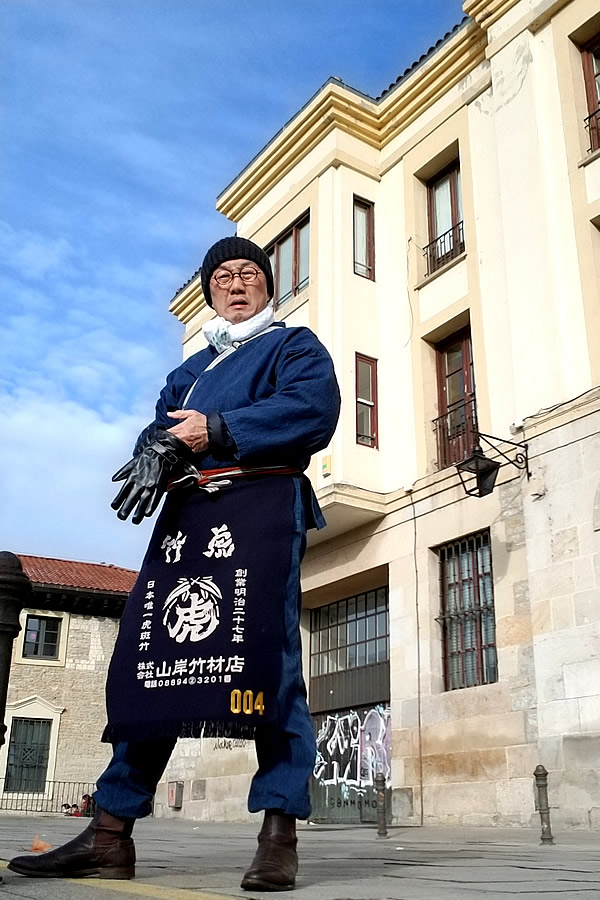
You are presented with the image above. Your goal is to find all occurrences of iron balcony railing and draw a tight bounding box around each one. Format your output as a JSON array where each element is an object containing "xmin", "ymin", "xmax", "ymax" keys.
[
  {"xmin": 423, "ymin": 220, "xmax": 465, "ymax": 276},
  {"xmin": 433, "ymin": 394, "xmax": 478, "ymax": 469},
  {"xmin": 585, "ymin": 108, "xmax": 600, "ymax": 154},
  {"xmin": 0, "ymin": 779, "xmax": 96, "ymax": 814}
]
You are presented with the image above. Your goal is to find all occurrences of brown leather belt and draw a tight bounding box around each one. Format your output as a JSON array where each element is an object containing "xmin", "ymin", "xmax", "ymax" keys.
[{"xmin": 167, "ymin": 464, "xmax": 301, "ymax": 492}]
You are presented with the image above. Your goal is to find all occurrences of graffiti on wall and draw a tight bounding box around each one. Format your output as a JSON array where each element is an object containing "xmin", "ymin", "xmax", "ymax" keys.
[{"xmin": 313, "ymin": 705, "xmax": 391, "ymax": 793}]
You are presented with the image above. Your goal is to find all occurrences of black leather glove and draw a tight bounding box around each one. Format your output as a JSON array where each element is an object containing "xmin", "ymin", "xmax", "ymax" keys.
[
  {"xmin": 111, "ymin": 431, "xmax": 191, "ymax": 525},
  {"xmin": 132, "ymin": 422, "xmax": 165, "ymax": 457}
]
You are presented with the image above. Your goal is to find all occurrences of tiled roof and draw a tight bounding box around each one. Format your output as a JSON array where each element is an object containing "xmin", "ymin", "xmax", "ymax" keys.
[
  {"xmin": 376, "ymin": 17, "xmax": 470, "ymax": 101},
  {"xmin": 172, "ymin": 261, "xmax": 204, "ymax": 302},
  {"xmin": 18, "ymin": 554, "xmax": 137, "ymax": 594}
]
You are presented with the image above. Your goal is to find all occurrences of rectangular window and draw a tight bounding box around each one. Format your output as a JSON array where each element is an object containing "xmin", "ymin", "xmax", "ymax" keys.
[
  {"xmin": 22, "ymin": 615, "xmax": 61, "ymax": 660},
  {"xmin": 582, "ymin": 37, "xmax": 600, "ymax": 152},
  {"xmin": 5, "ymin": 717, "xmax": 52, "ymax": 792},
  {"xmin": 433, "ymin": 328, "xmax": 477, "ymax": 468},
  {"xmin": 437, "ymin": 531, "xmax": 497, "ymax": 691},
  {"xmin": 424, "ymin": 163, "xmax": 464, "ymax": 275},
  {"xmin": 310, "ymin": 588, "xmax": 389, "ymax": 678},
  {"xmin": 267, "ymin": 215, "xmax": 310, "ymax": 307},
  {"xmin": 353, "ymin": 197, "xmax": 375, "ymax": 279},
  {"xmin": 356, "ymin": 354, "xmax": 378, "ymax": 448}
]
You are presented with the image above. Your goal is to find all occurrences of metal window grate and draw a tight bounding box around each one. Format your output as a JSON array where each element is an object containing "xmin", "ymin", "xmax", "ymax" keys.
[
  {"xmin": 424, "ymin": 220, "xmax": 465, "ymax": 275},
  {"xmin": 5, "ymin": 718, "xmax": 52, "ymax": 793},
  {"xmin": 310, "ymin": 588, "xmax": 389, "ymax": 678},
  {"xmin": 432, "ymin": 395, "xmax": 478, "ymax": 468},
  {"xmin": 584, "ymin": 108, "xmax": 600, "ymax": 153},
  {"xmin": 436, "ymin": 531, "xmax": 498, "ymax": 691}
]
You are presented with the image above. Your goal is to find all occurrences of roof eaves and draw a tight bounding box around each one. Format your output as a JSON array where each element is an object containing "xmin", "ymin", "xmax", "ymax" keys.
[
  {"xmin": 375, "ymin": 16, "xmax": 471, "ymax": 101},
  {"xmin": 215, "ymin": 19, "xmax": 470, "ymax": 208},
  {"xmin": 216, "ymin": 76, "xmax": 378, "ymax": 205},
  {"xmin": 172, "ymin": 264, "xmax": 203, "ymax": 303},
  {"xmin": 32, "ymin": 582, "xmax": 131, "ymax": 597},
  {"xmin": 171, "ymin": 15, "xmax": 472, "ymax": 301}
]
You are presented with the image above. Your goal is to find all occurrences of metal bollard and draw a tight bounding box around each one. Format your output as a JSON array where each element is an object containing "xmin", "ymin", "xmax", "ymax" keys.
[
  {"xmin": 375, "ymin": 771, "xmax": 388, "ymax": 839},
  {"xmin": 533, "ymin": 764, "xmax": 554, "ymax": 845}
]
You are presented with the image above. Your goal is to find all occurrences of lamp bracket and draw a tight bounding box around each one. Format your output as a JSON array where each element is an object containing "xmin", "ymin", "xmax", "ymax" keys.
[{"xmin": 477, "ymin": 432, "xmax": 530, "ymax": 479}]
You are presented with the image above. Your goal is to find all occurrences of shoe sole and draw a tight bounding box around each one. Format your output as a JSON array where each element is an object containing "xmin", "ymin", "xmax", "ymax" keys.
[
  {"xmin": 240, "ymin": 876, "xmax": 295, "ymax": 891},
  {"xmin": 7, "ymin": 862, "xmax": 134, "ymax": 880}
]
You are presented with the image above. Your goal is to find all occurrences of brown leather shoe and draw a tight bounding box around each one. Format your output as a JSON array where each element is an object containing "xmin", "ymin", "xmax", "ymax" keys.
[
  {"xmin": 241, "ymin": 810, "xmax": 298, "ymax": 891},
  {"xmin": 7, "ymin": 808, "xmax": 135, "ymax": 879}
]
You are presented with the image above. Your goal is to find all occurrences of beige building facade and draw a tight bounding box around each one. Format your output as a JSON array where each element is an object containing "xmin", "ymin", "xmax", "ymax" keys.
[
  {"xmin": 1, "ymin": 556, "xmax": 135, "ymax": 813},
  {"xmin": 160, "ymin": 0, "xmax": 600, "ymax": 829}
]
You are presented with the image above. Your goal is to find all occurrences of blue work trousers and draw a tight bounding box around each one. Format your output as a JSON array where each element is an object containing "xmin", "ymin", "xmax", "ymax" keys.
[{"xmin": 94, "ymin": 482, "xmax": 316, "ymax": 821}]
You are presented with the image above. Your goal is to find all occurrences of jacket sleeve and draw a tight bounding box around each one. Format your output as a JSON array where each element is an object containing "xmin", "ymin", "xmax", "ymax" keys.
[
  {"xmin": 221, "ymin": 342, "xmax": 340, "ymax": 462},
  {"xmin": 132, "ymin": 365, "xmax": 198, "ymax": 453}
]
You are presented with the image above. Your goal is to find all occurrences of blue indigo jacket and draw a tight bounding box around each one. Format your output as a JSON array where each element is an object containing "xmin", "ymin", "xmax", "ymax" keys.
[{"xmin": 139, "ymin": 323, "xmax": 340, "ymax": 506}]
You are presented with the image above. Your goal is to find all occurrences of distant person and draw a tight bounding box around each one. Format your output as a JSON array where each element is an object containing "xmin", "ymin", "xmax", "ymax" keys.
[
  {"xmin": 70, "ymin": 805, "xmax": 82, "ymax": 818},
  {"xmin": 81, "ymin": 794, "xmax": 95, "ymax": 817},
  {"xmin": 9, "ymin": 236, "xmax": 340, "ymax": 891}
]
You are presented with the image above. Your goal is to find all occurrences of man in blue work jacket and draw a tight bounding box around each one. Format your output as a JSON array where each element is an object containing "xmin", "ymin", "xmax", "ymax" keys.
[{"xmin": 9, "ymin": 236, "xmax": 341, "ymax": 892}]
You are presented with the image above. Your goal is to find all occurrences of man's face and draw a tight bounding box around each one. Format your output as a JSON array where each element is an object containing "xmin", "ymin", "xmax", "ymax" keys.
[{"xmin": 210, "ymin": 258, "xmax": 269, "ymax": 324}]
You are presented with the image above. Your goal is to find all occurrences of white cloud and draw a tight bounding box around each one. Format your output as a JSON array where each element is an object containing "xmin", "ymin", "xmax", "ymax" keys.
[
  {"xmin": 0, "ymin": 388, "xmax": 154, "ymax": 569},
  {"xmin": 0, "ymin": 222, "xmax": 74, "ymax": 280},
  {"xmin": 1, "ymin": 0, "xmax": 466, "ymax": 574}
]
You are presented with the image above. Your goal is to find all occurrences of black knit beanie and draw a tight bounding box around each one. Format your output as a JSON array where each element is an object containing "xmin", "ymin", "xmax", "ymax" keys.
[{"xmin": 201, "ymin": 236, "xmax": 274, "ymax": 308}]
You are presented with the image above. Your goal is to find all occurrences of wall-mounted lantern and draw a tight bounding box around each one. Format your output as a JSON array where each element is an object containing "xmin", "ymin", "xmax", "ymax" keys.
[{"xmin": 456, "ymin": 433, "xmax": 530, "ymax": 498}]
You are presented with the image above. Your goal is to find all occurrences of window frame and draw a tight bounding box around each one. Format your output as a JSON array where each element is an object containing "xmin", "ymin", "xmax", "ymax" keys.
[
  {"xmin": 425, "ymin": 161, "xmax": 465, "ymax": 275},
  {"xmin": 436, "ymin": 530, "xmax": 498, "ymax": 692},
  {"xmin": 5, "ymin": 717, "xmax": 52, "ymax": 793},
  {"xmin": 355, "ymin": 353, "xmax": 379, "ymax": 449},
  {"xmin": 309, "ymin": 588, "xmax": 389, "ymax": 679},
  {"xmin": 353, "ymin": 196, "xmax": 375, "ymax": 280},
  {"xmin": 433, "ymin": 327, "xmax": 477, "ymax": 469},
  {"xmin": 581, "ymin": 35, "xmax": 600, "ymax": 153},
  {"xmin": 0, "ymin": 695, "xmax": 64, "ymax": 799},
  {"xmin": 15, "ymin": 609, "xmax": 69, "ymax": 668},
  {"xmin": 266, "ymin": 213, "xmax": 310, "ymax": 309},
  {"xmin": 22, "ymin": 614, "xmax": 61, "ymax": 661}
]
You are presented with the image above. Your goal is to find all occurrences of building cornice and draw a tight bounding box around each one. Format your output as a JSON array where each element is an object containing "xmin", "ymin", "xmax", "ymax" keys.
[
  {"xmin": 463, "ymin": 0, "xmax": 522, "ymax": 28},
  {"xmin": 217, "ymin": 85, "xmax": 380, "ymax": 223},
  {"xmin": 377, "ymin": 23, "xmax": 487, "ymax": 145},
  {"xmin": 169, "ymin": 274, "xmax": 205, "ymax": 324},
  {"xmin": 217, "ymin": 19, "xmax": 486, "ymax": 223}
]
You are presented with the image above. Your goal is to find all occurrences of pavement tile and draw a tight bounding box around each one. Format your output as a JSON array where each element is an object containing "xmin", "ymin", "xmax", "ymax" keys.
[{"xmin": 0, "ymin": 816, "xmax": 598, "ymax": 900}]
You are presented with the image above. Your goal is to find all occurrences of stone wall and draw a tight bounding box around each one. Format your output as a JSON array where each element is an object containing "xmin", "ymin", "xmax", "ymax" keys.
[
  {"xmin": 389, "ymin": 398, "xmax": 600, "ymax": 829},
  {"xmin": 388, "ymin": 478, "xmax": 540, "ymax": 829},
  {"xmin": 524, "ymin": 396, "xmax": 600, "ymax": 830},
  {"xmin": 155, "ymin": 736, "xmax": 257, "ymax": 822},
  {"xmin": 6, "ymin": 613, "xmax": 119, "ymax": 784}
]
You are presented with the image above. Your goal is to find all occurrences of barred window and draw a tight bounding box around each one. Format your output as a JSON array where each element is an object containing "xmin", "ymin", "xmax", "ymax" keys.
[
  {"xmin": 310, "ymin": 588, "xmax": 388, "ymax": 677},
  {"xmin": 5, "ymin": 717, "xmax": 51, "ymax": 792},
  {"xmin": 436, "ymin": 531, "xmax": 497, "ymax": 691}
]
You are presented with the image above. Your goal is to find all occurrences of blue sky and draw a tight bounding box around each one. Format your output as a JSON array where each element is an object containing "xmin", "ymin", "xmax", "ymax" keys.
[{"xmin": 1, "ymin": 0, "xmax": 465, "ymax": 569}]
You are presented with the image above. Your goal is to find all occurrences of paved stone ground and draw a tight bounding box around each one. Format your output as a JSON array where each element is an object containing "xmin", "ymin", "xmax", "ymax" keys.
[{"xmin": 0, "ymin": 815, "xmax": 598, "ymax": 900}]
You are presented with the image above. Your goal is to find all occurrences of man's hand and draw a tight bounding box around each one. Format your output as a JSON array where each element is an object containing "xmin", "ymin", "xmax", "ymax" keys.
[{"xmin": 167, "ymin": 409, "xmax": 209, "ymax": 453}]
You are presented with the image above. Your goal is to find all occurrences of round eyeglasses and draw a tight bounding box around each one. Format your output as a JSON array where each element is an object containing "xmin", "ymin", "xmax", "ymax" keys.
[{"xmin": 211, "ymin": 266, "xmax": 260, "ymax": 288}]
